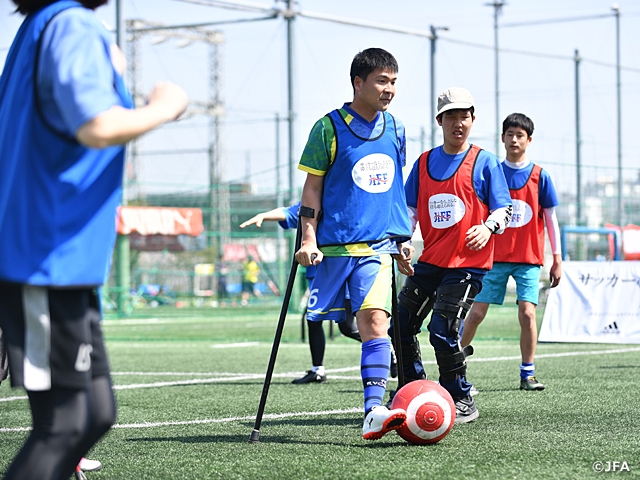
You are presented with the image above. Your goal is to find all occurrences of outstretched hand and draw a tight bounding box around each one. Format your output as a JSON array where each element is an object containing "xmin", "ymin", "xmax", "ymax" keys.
[{"xmin": 239, "ymin": 214, "xmax": 265, "ymax": 229}]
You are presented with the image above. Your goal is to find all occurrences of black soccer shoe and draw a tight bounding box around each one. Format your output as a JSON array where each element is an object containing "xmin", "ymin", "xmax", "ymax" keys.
[
  {"xmin": 520, "ymin": 376, "xmax": 545, "ymax": 391},
  {"xmin": 454, "ymin": 396, "xmax": 479, "ymax": 424},
  {"xmin": 291, "ymin": 370, "xmax": 327, "ymax": 384}
]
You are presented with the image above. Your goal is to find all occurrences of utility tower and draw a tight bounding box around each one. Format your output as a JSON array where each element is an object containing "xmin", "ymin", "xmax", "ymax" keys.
[{"xmin": 125, "ymin": 20, "xmax": 228, "ymax": 254}]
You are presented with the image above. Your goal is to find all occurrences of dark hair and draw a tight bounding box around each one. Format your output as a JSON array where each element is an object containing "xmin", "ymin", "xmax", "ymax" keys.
[
  {"xmin": 12, "ymin": 0, "xmax": 107, "ymax": 14},
  {"xmin": 436, "ymin": 107, "xmax": 475, "ymax": 122},
  {"xmin": 350, "ymin": 48, "xmax": 398, "ymax": 88},
  {"xmin": 502, "ymin": 112, "xmax": 534, "ymax": 137}
]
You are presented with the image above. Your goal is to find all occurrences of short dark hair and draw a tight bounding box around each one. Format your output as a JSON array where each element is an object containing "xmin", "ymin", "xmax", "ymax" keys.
[
  {"xmin": 350, "ymin": 48, "xmax": 398, "ymax": 88},
  {"xmin": 436, "ymin": 107, "xmax": 475, "ymax": 122},
  {"xmin": 502, "ymin": 113, "xmax": 534, "ymax": 137},
  {"xmin": 12, "ymin": 0, "xmax": 107, "ymax": 15}
]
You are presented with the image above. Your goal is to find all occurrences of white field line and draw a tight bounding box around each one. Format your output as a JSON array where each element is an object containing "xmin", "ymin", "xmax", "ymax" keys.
[
  {"xmin": 0, "ymin": 408, "xmax": 362, "ymax": 433},
  {"xmin": 211, "ymin": 342, "xmax": 260, "ymax": 348},
  {"xmin": 1, "ymin": 346, "xmax": 639, "ymax": 427},
  {"xmin": 0, "ymin": 396, "xmax": 29, "ymax": 403}
]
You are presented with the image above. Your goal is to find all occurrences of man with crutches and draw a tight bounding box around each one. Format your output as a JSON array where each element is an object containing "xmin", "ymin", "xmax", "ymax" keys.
[{"xmin": 295, "ymin": 48, "xmax": 413, "ymax": 441}]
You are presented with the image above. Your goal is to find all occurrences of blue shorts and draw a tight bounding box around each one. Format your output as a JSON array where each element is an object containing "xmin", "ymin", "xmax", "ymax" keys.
[
  {"xmin": 306, "ymin": 255, "xmax": 392, "ymax": 322},
  {"xmin": 475, "ymin": 263, "xmax": 541, "ymax": 305}
]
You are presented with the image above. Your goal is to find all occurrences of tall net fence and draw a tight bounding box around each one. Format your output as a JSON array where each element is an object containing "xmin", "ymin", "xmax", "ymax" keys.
[{"xmin": 103, "ymin": 158, "xmax": 640, "ymax": 314}]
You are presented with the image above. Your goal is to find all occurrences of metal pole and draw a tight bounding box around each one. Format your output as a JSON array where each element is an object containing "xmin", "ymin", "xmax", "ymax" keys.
[
  {"xmin": 486, "ymin": 2, "xmax": 504, "ymax": 155},
  {"xmin": 275, "ymin": 112, "xmax": 286, "ymax": 297},
  {"xmin": 575, "ymin": 49, "xmax": 582, "ymax": 226},
  {"xmin": 429, "ymin": 26, "xmax": 448, "ymax": 150},
  {"xmin": 276, "ymin": 112, "xmax": 281, "ymax": 207},
  {"xmin": 285, "ymin": 1, "xmax": 301, "ymax": 310},
  {"xmin": 286, "ymin": 0, "xmax": 296, "ymax": 206},
  {"xmin": 493, "ymin": 3, "xmax": 501, "ymax": 156},
  {"xmin": 613, "ymin": 5, "xmax": 622, "ymax": 227},
  {"xmin": 115, "ymin": 0, "xmax": 123, "ymax": 48},
  {"xmin": 430, "ymin": 26, "xmax": 436, "ymax": 149}
]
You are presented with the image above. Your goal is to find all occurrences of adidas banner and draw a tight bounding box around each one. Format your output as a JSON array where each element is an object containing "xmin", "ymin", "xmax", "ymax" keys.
[{"xmin": 539, "ymin": 261, "xmax": 640, "ymax": 344}]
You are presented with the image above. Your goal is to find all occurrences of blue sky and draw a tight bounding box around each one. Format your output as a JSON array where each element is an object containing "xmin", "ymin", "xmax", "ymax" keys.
[{"xmin": 2, "ymin": 0, "xmax": 639, "ymax": 201}]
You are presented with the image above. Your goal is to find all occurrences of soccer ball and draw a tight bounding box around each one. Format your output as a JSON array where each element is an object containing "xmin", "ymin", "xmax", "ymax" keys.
[{"xmin": 391, "ymin": 379, "xmax": 456, "ymax": 445}]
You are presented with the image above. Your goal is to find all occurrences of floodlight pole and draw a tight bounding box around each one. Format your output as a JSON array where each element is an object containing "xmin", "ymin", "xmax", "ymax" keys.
[
  {"xmin": 115, "ymin": 0, "xmax": 123, "ymax": 47},
  {"xmin": 430, "ymin": 25, "xmax": 448, "ymax": 149},
  {"xmin": 275, "ymin": 112, "xmax": 286, "ymax": 294},
  {"xmin": 486, "ymin": 1, "xmax": 504, "ymax": 156},
  {"xmin": 286, "ymin": 0, "xmax": 296, "ymax": 206},
  {"xmin": 612, "ymin": 4, "xmax": 622, "ymax": 227},
  {"xmin": 574, "ymin": 49, "xmax": 582, "ymax": 227}
]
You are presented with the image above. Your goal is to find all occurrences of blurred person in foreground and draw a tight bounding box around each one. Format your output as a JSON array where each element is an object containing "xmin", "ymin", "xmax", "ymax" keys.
[{"xmin": 0, "ymin": 1, "xmax": 187, "ymax": 479}]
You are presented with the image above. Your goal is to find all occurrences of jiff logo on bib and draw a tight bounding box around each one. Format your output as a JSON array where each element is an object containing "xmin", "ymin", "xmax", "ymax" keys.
[
  {"xmin": 429, "ymin": 193, "xmax": 466, "ymax": 229},
  {"xmin": 509, "ymin": 199, "xmax": 533, "ymax": 228},
  {"xmin": 352, "ymin": 153, "xmax": 395, "ymax": 193}
]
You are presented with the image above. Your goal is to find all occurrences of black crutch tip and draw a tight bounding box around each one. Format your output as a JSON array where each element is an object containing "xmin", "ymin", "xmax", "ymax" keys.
[{"xmin": 248, "ymin": 430, "xmax": 261, "ymax": 444}]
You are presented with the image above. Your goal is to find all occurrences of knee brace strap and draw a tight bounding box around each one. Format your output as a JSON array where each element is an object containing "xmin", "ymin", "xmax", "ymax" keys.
[
  {"xmin": 435, "ymin": 345, "xmax": 474, "ymax": 379},
  {"xmin": 433, "ymin": 283, "xmax": 478, "ymax": 316},
  {"xmin": 400, "ymin": 336, "xmax": 422, "ymax": 365},
  {"xmin": 398, "ymin": 277, "xmax": 433, "ymax": 333},
  {"xmin": 433, "ymin": 283, "xmax": 479, "ymax": 337}
]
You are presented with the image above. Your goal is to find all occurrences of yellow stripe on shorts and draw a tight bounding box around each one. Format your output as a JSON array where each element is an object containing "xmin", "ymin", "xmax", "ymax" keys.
[{"xmin": 360, "ymin": 254, "xmax": 393, "ymax": 313}]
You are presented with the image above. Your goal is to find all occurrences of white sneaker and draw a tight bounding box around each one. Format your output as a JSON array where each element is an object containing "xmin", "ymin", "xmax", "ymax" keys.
[
  {"xmin": 79, "ymin": 458, "xmax": 102, "ymax": 472},
  {"xmin": 362, "ymin": 405, "xmax": 406, "ymax": 441}
]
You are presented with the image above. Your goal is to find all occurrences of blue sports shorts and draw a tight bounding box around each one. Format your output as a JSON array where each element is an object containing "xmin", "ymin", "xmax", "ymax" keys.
[
  {"xmin": 306, "ymin": 254, "xmax": 392, "ymax": 322},
  {"xmin": 475, "ymin": 262, "xmax": 541, "ymax": 305}
]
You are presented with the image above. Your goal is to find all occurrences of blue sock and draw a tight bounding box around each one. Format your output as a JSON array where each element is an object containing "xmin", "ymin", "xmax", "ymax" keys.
[
  {"xmin": 361, "ymin": 338, "xmax": 391, "ymax": 416},
  {"xmin": 520, "ymin": 362, "xmax": 534, "ymax": 379}
]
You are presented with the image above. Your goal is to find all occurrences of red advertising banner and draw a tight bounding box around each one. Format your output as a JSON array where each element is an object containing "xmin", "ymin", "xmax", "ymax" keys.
[
  {"xmin": 117, "ymin": 207, "xmax": 204, "ymax": 236},
  {"xmin": 605, "ymin": 223, "xmax": 640, "ymax": 260}
]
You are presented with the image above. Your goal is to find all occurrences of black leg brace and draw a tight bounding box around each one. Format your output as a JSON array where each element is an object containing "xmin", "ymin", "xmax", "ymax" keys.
[
  {"xmin": 395, "ymin": 277, "xmax": 435, "ymax": 381},
  {"xmin": 431, "ymin": 283, "xmax": 478, "ymax": 381}
]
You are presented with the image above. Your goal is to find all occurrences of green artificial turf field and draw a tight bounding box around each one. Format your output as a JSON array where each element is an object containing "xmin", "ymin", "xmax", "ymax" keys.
[{"xmin": 1, "ymin": 302, "xmax": 638, "ymax": 479}]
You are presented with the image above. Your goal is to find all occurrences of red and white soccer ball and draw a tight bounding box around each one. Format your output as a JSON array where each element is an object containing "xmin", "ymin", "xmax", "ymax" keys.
[{"xmin": 391, "ymin": 379, "xmax": 456, "ymax": 445}]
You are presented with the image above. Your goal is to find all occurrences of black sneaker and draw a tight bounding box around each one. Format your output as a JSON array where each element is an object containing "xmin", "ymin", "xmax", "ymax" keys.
[
  {"xmin": 520, "ymin": 376, "xmax": 545, "ymax": 391},
  {"xmin": 454, "ymin": 396, "xmax": 479, "ymax": 424},
  {"xmin": 291, "ymin": 370, "xmax": 327, "ymax": 384}
]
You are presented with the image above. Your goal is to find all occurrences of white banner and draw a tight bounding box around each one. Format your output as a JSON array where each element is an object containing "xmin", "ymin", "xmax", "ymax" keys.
[{"xmin": 539, "ymin": 261, "xmax": 640, "ymax": 344}]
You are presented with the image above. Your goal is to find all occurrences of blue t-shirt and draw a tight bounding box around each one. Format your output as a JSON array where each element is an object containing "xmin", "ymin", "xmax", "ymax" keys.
[
  {"xmin": 501, "ymin": 162, "xmax": 559, "ymax": 208},
  {"xmin": 278, "ymin": 202, "xmax": 300, "ymax": 230},
  {"xmin": 405, "ymin": 145, "xmax": 512, "ymax": 212},
  {"xmin": 0, "ymin": 2, "xmax": 132, "ymax": 285},
  {"xmin": 37, "ymin": 7, "xmax": 121, "ymax": 136}
]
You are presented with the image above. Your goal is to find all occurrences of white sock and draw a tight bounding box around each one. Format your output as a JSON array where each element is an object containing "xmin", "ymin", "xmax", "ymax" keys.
[{"xmin": 312, "ymin": 366, "xmax": 325, "ymax": 376}]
